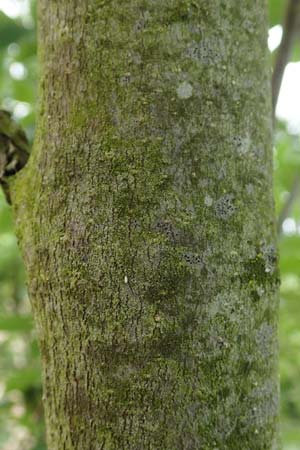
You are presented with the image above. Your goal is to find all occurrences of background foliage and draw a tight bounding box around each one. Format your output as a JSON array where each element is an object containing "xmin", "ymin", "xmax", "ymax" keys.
[{"xmin": 0, "ymin": 0, "xmax": 299, "ymax": 448}]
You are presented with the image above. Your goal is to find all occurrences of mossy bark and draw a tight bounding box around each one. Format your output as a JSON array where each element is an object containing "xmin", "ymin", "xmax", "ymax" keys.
[{"xmin": 13, "ymin": 1, "xmax": 279, "ymax": 449}]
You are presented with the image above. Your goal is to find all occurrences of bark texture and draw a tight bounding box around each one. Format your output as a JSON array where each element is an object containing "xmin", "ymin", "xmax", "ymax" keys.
[{"xmin": 13, "ymin": 1, "xmax": 279, "ymax": 449}]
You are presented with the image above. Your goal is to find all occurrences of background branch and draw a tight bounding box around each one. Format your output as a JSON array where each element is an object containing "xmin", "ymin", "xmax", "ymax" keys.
[
  {"xmin": 274, "ymin": 0, "xmax": 300, "ymax": 235},
  {"xmin": 277, "ymin": 174, "xmax": 300, "ymax": 234},
  {"xmin": 272, "ymin": 0, "xmax": 300, "ymax": 113}
]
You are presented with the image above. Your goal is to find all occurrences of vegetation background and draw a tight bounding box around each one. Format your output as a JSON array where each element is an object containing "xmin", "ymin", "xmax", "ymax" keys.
[{"xmin": 0, "ymin": 0, "xmax": 299, "ymax": 448}]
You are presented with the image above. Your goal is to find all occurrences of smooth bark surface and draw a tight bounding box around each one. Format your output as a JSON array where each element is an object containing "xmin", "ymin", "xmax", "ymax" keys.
[{"xmin": 13, "ymin": 1, "xmax": 279, "ymax": 449}]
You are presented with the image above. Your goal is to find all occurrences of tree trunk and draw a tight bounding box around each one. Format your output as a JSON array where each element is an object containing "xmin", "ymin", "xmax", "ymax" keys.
[{"xmin": 13, "ymin": 1, "xmax": 279, "ymax": 449}]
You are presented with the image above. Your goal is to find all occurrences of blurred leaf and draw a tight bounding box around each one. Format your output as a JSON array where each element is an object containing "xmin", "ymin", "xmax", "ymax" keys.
[
  {"xmin": 0, "ymin": 13, "xmax": 28, "ymax": 49},
  {"xmin": 6, "ymin": 367, "xmax": 41, "ymax": 391},
  {"xmin": 0, "ymin": 315, "xmax": 33, "ymax": 332},
  {"xmin": 269, "ymin": 0, "xmax": 286, "ymax": 26}
]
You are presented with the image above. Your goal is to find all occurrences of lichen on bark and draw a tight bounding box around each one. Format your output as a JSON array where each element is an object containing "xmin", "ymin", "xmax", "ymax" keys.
[{"xmin": 12, "ymin": 1, "xmax": 279, "ymax": 449}]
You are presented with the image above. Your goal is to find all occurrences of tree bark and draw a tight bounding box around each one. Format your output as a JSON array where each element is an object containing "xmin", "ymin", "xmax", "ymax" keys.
[{"xmin": 13, "ymin": 1, "xmax": 279, "ymax": 449}]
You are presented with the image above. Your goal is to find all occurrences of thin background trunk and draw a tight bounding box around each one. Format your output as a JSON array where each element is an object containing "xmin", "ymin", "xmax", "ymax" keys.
[{"xmin": 13, "ymin": 1, "xmax": 279, "ymax": 449}]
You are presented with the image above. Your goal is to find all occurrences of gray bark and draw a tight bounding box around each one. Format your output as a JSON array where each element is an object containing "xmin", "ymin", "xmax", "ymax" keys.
[{"xmin": 13, "ymin": 1, "xmax": 279, "ymax": 449}]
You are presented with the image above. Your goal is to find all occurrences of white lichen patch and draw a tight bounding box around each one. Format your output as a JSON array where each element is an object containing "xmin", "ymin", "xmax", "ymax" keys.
[
  {"xmin": 185, "ymin": 38, "xmax": 225, "ymax": 65},
  {"xmin": 255, "ymin": 323, "xmax": 274, "ymax": 357},
  {"xmin": 207, "ymin": 291, "xmax": 243, "ymax": 323},
  {"xmin": 246, "ymin": 183, "xmax": 254, "ymax": 195},
  {"xmin": 176, "ymin": 81, "xmax": 193, "ymax": 99},
  {"xmin": 232, "ymin": 135, "xmax": 251, "ymax": 155},
  {"xmin": 217, "ymin": 164, "xmax": 226, "ymax": 180},
  {"xmin": 119, "ymin": 73, "xmax": 132, "ymax": 86},
  {"xmin": 200, "ymin": 178, "xmax": 210, "ymax": 187},
  {"xmin": 182, "ymin": 252, "xmax": 204, "ymax": 268},
  {"xmin": 261, "ymin": 243, "xmax": 277, "ymax": 275},
  {"xmin": 204, "ymin": 194, "xmax": 213, "ymax": 207},
  {"xmin": 214, "ymin": 194, "xmax": 236, "ymax": 220}
]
